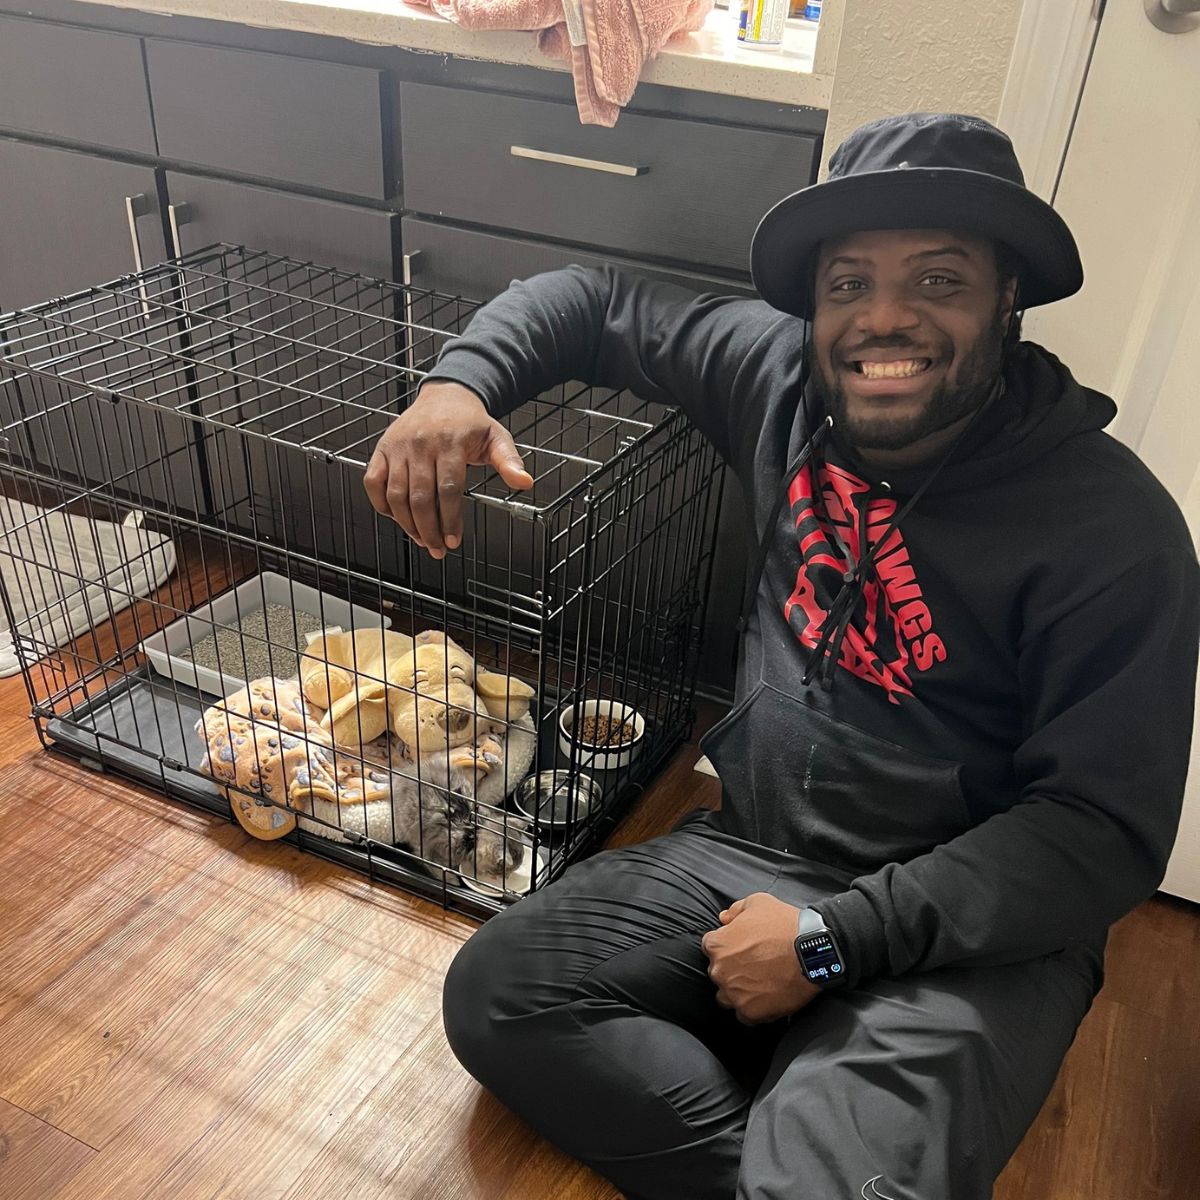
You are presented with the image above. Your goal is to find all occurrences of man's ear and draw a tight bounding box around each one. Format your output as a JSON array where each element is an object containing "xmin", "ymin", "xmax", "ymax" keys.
[{"xmin": 1000, "ymin": 275, "xmax": 1019, "ymax": 328}]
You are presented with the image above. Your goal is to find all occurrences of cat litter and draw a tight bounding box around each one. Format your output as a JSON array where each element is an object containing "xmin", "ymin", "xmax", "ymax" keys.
[{"xmin": 176, "ymin": 604, "xmax": 325, "ymax": 682}]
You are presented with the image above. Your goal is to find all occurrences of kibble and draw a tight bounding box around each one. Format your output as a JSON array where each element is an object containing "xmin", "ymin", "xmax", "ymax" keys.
[
  {"xmin": 577, "ymin": 714, "xmax": 636, "ymax": 748},
  {"xmin": 177, "ymin": 603, "xmax": 325, "ymax": 680}
]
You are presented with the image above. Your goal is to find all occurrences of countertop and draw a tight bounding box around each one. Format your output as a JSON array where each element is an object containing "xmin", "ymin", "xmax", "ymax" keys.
[{"xmin": 74, "ymin": 0, "xmax": 833, "ymax": 107}]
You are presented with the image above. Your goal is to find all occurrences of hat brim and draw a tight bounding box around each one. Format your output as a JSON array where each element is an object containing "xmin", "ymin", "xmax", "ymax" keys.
[{"xmin": 750, "ymin": 168, "xmax": 1083, "ymax": 320}]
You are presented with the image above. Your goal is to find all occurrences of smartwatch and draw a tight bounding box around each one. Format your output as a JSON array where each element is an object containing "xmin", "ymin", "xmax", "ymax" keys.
[{"xmin": 793, "ymin": 907, "xmax": 847, "ymax": 988}]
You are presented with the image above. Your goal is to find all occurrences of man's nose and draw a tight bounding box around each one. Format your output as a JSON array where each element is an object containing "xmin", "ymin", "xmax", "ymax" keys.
[{"xmin": 854, "ymin": 289, "xmax": 921, "ymax": 337}]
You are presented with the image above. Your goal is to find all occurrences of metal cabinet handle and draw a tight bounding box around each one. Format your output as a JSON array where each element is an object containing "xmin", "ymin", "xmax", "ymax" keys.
[
  {"xmin": 124, "ymin": 193, "xmax": 153, "ymax": 317},
  {"xmin": 167, "ymin": 202, "xmax": 193, "ymax": 261},
  {"xmin": 1145, "ymin": 0, "xmax": 1200, "ymax": 32},
  {"xmin": 402, "ymin": 250, "xmax": 421, "ymax": 375},
  {"xmin": 510, "ymin": 145, "xmax": 648, "ymax": 177}
]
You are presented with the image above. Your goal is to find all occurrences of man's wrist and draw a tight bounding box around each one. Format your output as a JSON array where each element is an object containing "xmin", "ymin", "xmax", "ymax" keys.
[{"xmin": 419, "ymin": 368, "xmax": 496, "ymax": 414}]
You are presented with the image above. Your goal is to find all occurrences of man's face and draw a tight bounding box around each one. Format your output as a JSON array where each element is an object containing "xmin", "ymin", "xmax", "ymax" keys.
[{"xmin": 811, "ymin": 229, "xmax": 1017, "ymax": 455}]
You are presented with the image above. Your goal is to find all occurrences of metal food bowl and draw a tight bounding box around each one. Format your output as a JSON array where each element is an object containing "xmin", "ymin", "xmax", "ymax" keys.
[{"xmin": 513, "ymin": 769, "xmax": 601, "ymax": 830}]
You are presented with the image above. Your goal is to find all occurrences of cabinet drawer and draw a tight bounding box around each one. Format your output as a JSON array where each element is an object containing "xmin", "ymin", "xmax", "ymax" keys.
[
  {"xmin": 165, "ymin": 173, "xmax": 395, "ymax": 279},
  {"xmin": 400, "ymin": 83, "xmax": 816, "ymax": 275},
  {"xmin": 147, "ymin": 40, "xmax": 388, "ymax": 199},
  {"xmin": 400, "ymin": 218, "xmax": 755, "ymax": 303},
  {"xmin": 0, "ymin": 17, "xmax": 155, "ymax": 154}
]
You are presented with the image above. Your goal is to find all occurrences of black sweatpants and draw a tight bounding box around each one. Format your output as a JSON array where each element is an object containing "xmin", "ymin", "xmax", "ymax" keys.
[{"xmin": 443, "ymin": 815, "xmax": 1101, "ymax": 1200}]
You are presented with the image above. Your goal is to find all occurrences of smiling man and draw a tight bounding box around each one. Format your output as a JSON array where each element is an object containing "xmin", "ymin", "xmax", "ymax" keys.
[
  {"xmin": 814, "ymin": 231, "xmax": 1016, "ymax": 461},
  {"xmin": 365, "ymin": 114, "xmax": 1199, "ymax": 1199}
]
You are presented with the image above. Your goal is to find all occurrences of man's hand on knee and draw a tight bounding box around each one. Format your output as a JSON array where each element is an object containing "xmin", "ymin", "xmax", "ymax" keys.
[{"xmin": 701, "ymin": 893, "xmax": 822, "ymax": 1025}]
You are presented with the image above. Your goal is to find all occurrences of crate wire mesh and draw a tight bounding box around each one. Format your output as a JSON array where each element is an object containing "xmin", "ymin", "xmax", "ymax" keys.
[{"xmin": 0, "ymin": 245, "xmax": 724, "ymax": 914}]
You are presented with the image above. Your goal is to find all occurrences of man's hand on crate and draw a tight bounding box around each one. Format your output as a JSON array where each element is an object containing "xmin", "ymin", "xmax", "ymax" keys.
[{"xmin": 366, "ymin": 381, "xmax": 533, "ymax": 558}]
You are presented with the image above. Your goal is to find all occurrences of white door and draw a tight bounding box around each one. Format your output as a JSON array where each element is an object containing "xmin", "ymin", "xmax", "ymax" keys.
[{"xmin": 1022, "ymin": 0, "xmax": 1200, "ymax": 900}]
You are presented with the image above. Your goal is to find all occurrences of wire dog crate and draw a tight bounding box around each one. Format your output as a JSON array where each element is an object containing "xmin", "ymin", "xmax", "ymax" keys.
[{"xmin": 0, "ymin": 245, "xmax": 723, "ymax": 915}]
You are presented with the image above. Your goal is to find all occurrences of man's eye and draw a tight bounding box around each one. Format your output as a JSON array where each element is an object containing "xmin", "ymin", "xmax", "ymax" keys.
[
  {"xmin": 921, "ymin": 274, "xmax": 957, "ymax": 286},
  {"xmin": 830, "ymin": 280, "xmax": 866, "ymax": 293}
]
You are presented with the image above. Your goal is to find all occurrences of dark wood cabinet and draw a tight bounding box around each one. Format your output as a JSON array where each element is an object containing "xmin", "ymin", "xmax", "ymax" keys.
[
  {"xmin": 0, "ymin": 15, "xmax": 156, "ymax": 155},
  {"xmin": 148, "ymin": 41, "xmax": 390, "ymax": 199},
  {"xmin": 162, "ymin": 172, "xmax": 396, "ymax": 277},
  {"xmin": 400, "ymin": 82, "xmax": 817, "ymax": 275},
  {"xmin": 400, "ymin": 216, "xmax": 756, "ymax": 304}
]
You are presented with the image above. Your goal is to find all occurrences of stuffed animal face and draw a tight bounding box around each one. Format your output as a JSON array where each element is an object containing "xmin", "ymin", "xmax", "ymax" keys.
[
  {"xmin": 415, "ymin": 630, "xmax": 536, "ymax": 725},
  {"xmin": 388, "ymin": 642, "xmax": 491, "ymax": 753}
]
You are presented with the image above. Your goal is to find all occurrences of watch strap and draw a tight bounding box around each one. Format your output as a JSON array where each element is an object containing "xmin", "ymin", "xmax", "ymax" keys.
[{"xmin": 797, "ymin": 906, "xmax": 826, "ymax": 937}]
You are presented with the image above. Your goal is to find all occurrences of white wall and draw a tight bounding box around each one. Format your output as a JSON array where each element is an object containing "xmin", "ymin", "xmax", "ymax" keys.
[{"xmin": 821, "ymin": 0, "xmax": 1023, "ymax": 175}]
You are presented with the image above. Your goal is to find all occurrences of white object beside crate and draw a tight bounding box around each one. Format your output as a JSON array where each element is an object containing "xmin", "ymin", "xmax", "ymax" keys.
[{"xmin": 140, "ymin": 570, "xmax": 382, "ymax": 697}]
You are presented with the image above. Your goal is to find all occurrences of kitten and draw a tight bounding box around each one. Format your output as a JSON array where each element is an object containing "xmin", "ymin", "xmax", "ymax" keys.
[{"xmin": 367, "ymin": 737, "xmax": 529, "ymax": 880}]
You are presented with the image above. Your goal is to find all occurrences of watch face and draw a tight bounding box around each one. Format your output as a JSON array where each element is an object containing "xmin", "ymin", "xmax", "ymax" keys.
[{"xmin": 797, "ymin": 932, "xmax": 843, "ymax": 982}]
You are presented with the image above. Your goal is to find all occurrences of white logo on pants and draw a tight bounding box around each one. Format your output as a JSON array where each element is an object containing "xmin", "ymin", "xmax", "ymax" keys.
[{"xmin": 861, "ymin": 1176, "xmax": 902, "ymax": 1200}]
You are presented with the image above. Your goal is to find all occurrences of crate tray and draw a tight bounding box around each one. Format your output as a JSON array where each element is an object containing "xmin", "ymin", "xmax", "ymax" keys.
[
  {"xmin": 46, "ymin": 669, "xmax": 222, "ymax": 813},
  {"xmin": 43, "ymin": 668, "xmax": 667, "ymax": 914}
]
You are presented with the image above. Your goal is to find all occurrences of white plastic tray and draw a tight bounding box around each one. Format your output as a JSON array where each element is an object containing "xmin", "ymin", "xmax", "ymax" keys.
[{"xmin": 140, "ymin": 570, "xmax": 382, "ymax": 698}]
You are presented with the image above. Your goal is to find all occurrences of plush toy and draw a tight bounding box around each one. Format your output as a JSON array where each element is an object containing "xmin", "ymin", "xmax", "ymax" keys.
[
  {"xmin": 199, "ymin": 676, "xmax": 392, "ymax": 841},
  {"xmin": 197, "ymin": 626, "xmax": 542, "ymax": 874},
  {"xmin": 387, "ymin": 638, "xmax": 493, "ymax": 757},
  {"xmin": 300, "ymin": 627, "xmax": 536, "ymax": 764},
  {"xmin": 198, "ymin": 675, "xmax": 533, "ymax": 877},
  {"xmin": 413, "ymin": 629, "xmax": 536, "ymax": 726},
  {"xmin": 299, "ymin": 628, "xmax": 414, "ymax": 747},
  {"xmin": 401, "ymin": 632, "xmax": 539, "ymax": 811}
]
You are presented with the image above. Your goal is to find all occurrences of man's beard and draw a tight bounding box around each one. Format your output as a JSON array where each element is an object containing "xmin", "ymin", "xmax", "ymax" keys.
[{"xmin": 810, "ymin": 304, "xmax": 1009, "ymax": 453}]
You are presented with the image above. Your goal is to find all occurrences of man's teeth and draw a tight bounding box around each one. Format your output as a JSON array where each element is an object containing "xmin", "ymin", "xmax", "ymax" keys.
[{"xmin": 857, "ymin": 359, "xmax": 931, "ymax": 379}]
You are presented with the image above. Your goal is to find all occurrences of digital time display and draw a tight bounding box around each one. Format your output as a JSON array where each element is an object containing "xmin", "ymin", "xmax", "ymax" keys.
[{"xmin": 797, "ymin": 932, "xmax": 843, "ymax": 981}]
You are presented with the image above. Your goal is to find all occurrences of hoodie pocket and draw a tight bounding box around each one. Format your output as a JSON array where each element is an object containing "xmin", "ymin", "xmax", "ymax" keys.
[{"xmin": 699, "ymin": 680, "xmax": 971, "ymax": 871}]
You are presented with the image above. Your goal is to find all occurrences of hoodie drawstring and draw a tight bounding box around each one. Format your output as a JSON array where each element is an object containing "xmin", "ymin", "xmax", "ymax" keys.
[
  {"xmin": 802, "ymin": 378, "xmax": 1005, "ymax": 688},
  {"xmin": 735, "ymin": 415, "xmax": 834, "ymax": 640}
]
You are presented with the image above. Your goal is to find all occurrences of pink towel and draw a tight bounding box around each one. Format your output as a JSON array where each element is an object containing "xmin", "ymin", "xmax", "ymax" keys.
[{"xmin": 408, "ymin": 0, "xmax": 713, "ymax": 126}]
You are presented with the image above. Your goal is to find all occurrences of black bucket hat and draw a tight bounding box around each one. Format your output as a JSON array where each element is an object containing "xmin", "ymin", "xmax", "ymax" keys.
[{"xmin": 750, "ymin": 112, "xmax": 1083, "ymax": 320}]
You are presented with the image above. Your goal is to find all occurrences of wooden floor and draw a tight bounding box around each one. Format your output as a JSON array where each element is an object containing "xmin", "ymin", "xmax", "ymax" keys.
[{"xmin": 1, "ymin": 675, "xmax": 1197, "ymax": 1198}]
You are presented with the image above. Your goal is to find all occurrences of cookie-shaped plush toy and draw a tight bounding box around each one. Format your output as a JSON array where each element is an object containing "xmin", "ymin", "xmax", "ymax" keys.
[
  {"xmin": 200, "ymin": 677, "xmax": 394, "ymax": 841},
  {"xmin": 200, "ymin": 677, "xmax": 325, "ymax": 840}
]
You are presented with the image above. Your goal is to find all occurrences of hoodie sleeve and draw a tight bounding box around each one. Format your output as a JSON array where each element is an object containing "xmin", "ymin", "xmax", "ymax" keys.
[
  {"xmin": 813, "ymin": 544, "xmax": 1200, "ymax": 986},
  {"xmin": 423, "ymin": 264, "xmax": 782, "ymax": 468}
]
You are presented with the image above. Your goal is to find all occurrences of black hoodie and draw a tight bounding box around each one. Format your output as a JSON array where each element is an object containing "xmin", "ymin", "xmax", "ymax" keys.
[{"xmin": 427, "ymin": 266, "xmax": 1200, "ymax": 988}]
